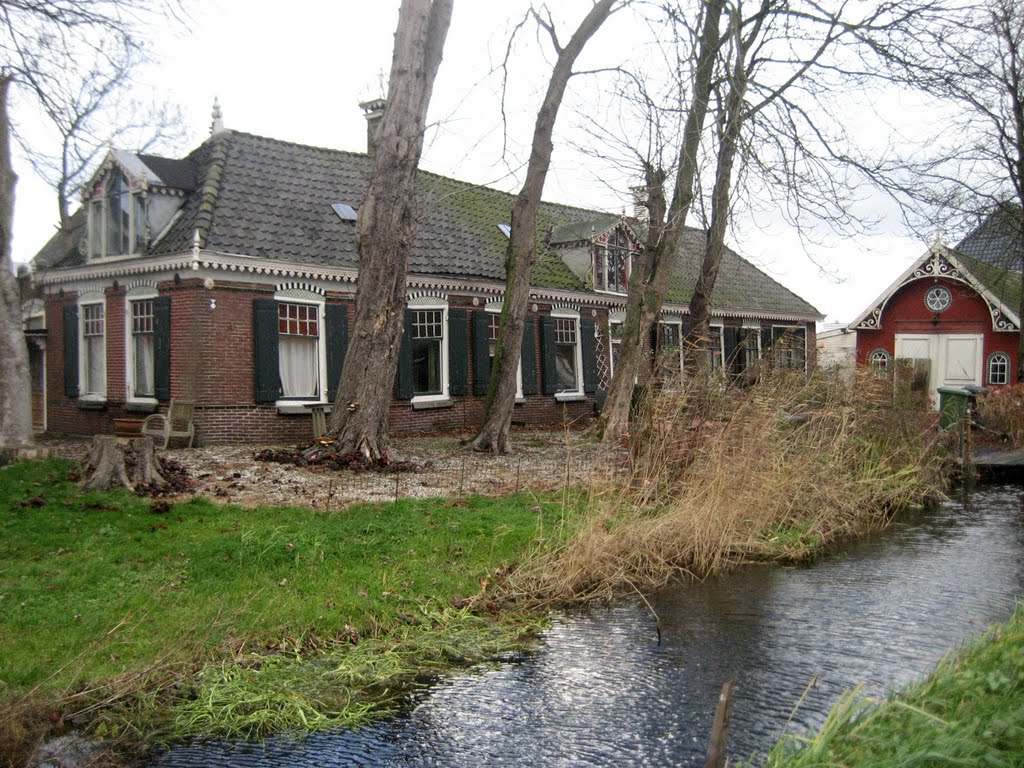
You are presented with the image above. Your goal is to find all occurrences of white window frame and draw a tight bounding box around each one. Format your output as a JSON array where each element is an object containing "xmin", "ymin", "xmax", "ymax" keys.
[
  {"xmin": 869, "ymin": 348, "xmax": 891, "ymax": 371},
  {"xmin": 485, "ymin": 303, "xmax": 523, "ymax": 400},
  {"xmin": 551, "ymin": 308, "xmax": 583, "ymax": 400},
  {"xmin": 594, "ymin": 228, "xmax": 633, "ymax": 295},
  {"xmin": 707, "ymin": 321, "xmax": 725, "ymax": 371},
  {"xmin": 79, "ymin": 296, "xmax": 107, "ymax": 401},
  {"xmin": 125, "ymin": 288, "xmax": 159, "ymax": 406},
  {"xmin": 740, "ymin": 320, "xmax": 762, "ymax": 369},
  {"xmin": 409, "ymin": 296, "xmax": 449, "ymax": 404},
  {"xmin": 87, "ymin": 170, "xmax": 145, "ymax": 261},
  {"xmin": 608, "ymin": 314, "xmax": 624, "ymax": 377},
  {"xmin": 274, "ymin": 295, "xmax": 327, "ymax": 410},
  {"xmin": 987, "ymin": 352, "xmax": 1010, "ymax": 385}
]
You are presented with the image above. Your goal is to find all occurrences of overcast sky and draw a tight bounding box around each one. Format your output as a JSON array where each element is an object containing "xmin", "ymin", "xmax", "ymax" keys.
[{"xmin": 10, "ymin": 0, "xmax": 928, "ymax": 325}]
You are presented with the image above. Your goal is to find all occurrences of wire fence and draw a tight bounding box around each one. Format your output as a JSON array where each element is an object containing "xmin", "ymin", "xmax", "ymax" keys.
[{"xmin": 312, "ymin": 449, "xmax": 618, "ymax": 511}]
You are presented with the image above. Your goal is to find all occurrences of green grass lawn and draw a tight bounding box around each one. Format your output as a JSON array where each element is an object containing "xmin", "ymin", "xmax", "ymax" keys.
[{"xmin": 0, "ymin": 458, "xmax": 575, "ymax": 728}]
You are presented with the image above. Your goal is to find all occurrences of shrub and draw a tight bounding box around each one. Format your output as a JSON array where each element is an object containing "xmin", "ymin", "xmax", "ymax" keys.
[
  {"xmin": 975, "ymin": 384, "xmax": 1024, "ymax": 447},
  {"xmin": 514, "ymin": 368, "xmax": 946, "ymax": 603}
]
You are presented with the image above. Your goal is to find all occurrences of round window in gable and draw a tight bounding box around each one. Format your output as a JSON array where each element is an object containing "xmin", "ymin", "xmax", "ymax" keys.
[{"xmin": 924, "ymin": 285, "xmax": 952, "ymax": 313}]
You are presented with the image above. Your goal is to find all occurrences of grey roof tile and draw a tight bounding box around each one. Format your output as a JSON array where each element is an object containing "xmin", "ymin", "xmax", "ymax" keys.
[{"xmin": 33, "ymin": 130, "xmax": 820, "ymax": 318}]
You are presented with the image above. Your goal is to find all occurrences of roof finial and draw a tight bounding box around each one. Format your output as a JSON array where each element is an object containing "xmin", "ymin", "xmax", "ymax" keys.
[
  {"xmin": 211, "ymin": 97, "xmax": 225, "ymax": 136},
  {"xmin": 931, "ymin": 223, "xmax": 945, "ymax": 248}
]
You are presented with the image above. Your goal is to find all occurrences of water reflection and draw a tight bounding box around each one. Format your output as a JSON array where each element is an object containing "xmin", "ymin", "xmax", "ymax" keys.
[{"xmin": 158, "ymin": 485, "xmax": 1024, "ymax": 767}]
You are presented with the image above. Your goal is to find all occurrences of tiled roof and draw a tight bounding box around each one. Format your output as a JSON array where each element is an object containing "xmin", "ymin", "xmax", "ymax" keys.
[
  {"xmin": 955, "ymin": 204, "xmax": 1024, "ymax": 271},
  {"xmin": 955, "ymin": 250, "xmax": 1022, "ymax": 315},
  {"xmin": 32, "ymin": 130, "xmax": 820, "ymax": 319}
]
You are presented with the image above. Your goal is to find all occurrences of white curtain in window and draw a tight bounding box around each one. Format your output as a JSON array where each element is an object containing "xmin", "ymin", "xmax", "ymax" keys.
[
  {"xmin": 134, "ymin": 335, "xmax": 155, "ymax": 396},
  {"xmin": 279, "ymin": 335, "xmax": 318, "ymax": 397},
  {"xmin": 86, "ymin": 336, "xmax": 106, "ymax": 394}
]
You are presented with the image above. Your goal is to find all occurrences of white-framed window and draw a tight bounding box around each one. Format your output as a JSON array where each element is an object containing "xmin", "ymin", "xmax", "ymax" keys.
[
  {"xmin": 594, "ymin": 227, "xmax": 632, "ymax": 293},
  {"xmin": 277, "ymin": 300, "xmax": 324, "ymax": 400},
  {"xmin": 740, "ymin": 323, "xmax": 761, "ymax": 370},
  {"xmin": 869, "ymin": 348, "xmax": 891, "ymax": 371},
  {"xmin": 485, "ymin": 306, "xmax": 523, "ymax": 398},
  {"xmin": 88, "ymin": 171, "xmax": 146, "ymax": 259},
  {"xmin": 988, "ymin": 352, "xmax": 1010, "ymax": 385},
  {"xmin": 80, "ymin": 301, "xmax": 106, "ymax": 399},
  {"xmin": 552, "ymin": 309, "xmax": 583, "ymax": 397},
  {"xmin": 129, "ymin": 296, "xmax": 156, "ymax": 400},
  {"xmin": 609, "ymin": 318, "xmax": 624, "ymax": 376},
  {"xmin": 409, "ymin": 298, "xmax": 449, "ymax": 402}
]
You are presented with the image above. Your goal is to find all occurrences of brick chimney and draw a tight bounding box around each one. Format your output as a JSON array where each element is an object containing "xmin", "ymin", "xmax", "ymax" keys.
[{"xmin": 359, "ymin": 98, "xmax": 387, "ymax": 155}]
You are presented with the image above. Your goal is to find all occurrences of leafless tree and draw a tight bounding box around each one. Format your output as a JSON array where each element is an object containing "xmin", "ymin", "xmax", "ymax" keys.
[
  {"xmin": 17, "ymin": 38, "xmax": 184, "ymax": 254},
  {"xmin": 852, "ymin": 0, "xmax": 1024, "ymax": 380},
  {"xmin": 325, "ymin": 0, "xmax": 454, "ymax": 463},
  {"xmin": 467, "ymin": 0, "xmax": 619, "ymax": 454},
  {"xmin": 0, "ymin": 0, "xmax": 175, "ymax": 450},
  {"xmin": 600, "ymin": 0, "xmax": 725, "ymax": 443}
]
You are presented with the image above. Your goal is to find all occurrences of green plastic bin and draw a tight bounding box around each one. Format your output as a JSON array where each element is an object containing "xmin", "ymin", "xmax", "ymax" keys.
[{"xmin": 937, "ymin": 386, "xmax": 971, "ymax": 431}]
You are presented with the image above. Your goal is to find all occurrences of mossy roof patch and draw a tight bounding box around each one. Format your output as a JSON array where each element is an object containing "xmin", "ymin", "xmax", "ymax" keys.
[{"xmin": 31, "ymin": 130, "xmax": 819, "ymax": 318}]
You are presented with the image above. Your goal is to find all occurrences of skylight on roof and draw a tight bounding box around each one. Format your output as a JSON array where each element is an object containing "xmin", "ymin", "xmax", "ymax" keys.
[
  {"xmin": 498, "ymin": 223, "xmax": 511, "ymax": 238},
  {"xmin": 332, "ymin": 203, "xmax": 357, "ymax": 222}
]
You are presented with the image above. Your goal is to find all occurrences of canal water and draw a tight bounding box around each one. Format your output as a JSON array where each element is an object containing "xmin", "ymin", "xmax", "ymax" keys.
[{"xmin": 158, "ymin": 484, "xmax": 1024, "ymax": 767}]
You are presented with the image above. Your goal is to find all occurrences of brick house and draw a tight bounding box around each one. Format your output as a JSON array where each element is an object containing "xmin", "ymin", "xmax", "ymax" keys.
[
  {"xmin": 850, "ymin": 217, "xmax": 1022, "ymax": 402},
  {"xmin": 26, "ymin": 114, "xmax": 822, "ymax": 444}
]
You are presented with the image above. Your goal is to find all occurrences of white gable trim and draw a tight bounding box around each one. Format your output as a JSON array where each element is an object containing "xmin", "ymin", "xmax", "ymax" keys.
[{"xmin": 849, "ymin": 243, "xmax": 1021, "ymax": 333}]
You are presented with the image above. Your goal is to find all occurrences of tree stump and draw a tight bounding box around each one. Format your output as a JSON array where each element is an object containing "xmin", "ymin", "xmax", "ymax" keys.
[{"xmin": 81, "ymin": 435, "xmax": 168, "ymax": 492}]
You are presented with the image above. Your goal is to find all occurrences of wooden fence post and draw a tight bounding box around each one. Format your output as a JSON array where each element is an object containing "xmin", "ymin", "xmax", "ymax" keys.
[{"xmin": 703, "ymin": 678, "xmax": 735, "ymax": 768}]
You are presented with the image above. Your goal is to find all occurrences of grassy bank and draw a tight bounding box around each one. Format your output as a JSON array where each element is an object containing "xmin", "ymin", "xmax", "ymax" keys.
[
  {"xmin": 515, "ymin": 370, "xmax": 948, "ymax": 602},
  {"xmin": 0, "ymin": 458, "xmax": 577, "ymax": 756},
  {"xmin": 753, "ymin": 604, "xmax": 1024, "ymax": 767}
]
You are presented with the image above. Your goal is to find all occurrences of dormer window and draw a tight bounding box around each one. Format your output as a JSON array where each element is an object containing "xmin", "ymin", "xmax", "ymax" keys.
[
  {"xmin": 594, "ymin": 227, "xmax": 632, "ymax": 293},
  {"xmin": 88, "ymin": 171, "xmax": 146, "ymax": 258}
]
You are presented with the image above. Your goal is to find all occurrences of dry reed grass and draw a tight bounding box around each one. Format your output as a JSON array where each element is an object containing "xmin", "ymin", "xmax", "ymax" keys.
[{"xmin": 513, "ymin": 369, "xmax": 947, "ymax": 603}]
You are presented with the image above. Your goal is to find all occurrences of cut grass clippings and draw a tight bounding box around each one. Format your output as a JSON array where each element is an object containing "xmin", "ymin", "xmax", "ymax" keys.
[
  {"xmin": 752, "ymin": 603, "xmax": 1024, "ymax": 767},
  {"xmin": 0, "ymin": 457, "xmax": 581, "ymax": 756}
]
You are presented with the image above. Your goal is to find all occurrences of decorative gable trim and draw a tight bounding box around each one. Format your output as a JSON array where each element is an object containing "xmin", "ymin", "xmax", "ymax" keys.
[
  {"xmin": 850, "ymin": 244, "xmax": 1020, "ymax": 332},
  {"xmin": 275, "ymin": 281, "xmax": 325, "ymax": 299}
]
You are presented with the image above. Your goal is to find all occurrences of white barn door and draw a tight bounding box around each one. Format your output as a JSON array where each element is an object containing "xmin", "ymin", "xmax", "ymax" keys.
[{"xmin": 894, "ymin": 334, "xmax": 983, "ymax": 407}]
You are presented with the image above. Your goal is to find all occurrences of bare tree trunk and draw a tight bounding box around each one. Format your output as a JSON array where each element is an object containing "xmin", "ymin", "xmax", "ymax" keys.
[
  {"xmin": 81, "ymin": 435, "xmax": 167, "ymax": 491},
  {"xmin": 689, "ymin": 9, "xmax": 748, "ymax": 354},
  {"xmin": 600, "ymin": 0, "xmax": 724, "ymax": 443},
  {"xmin": 0, "ymin": 77, "xmax": 33, "ymax": 449},
  {"xmin": 468, "ymin": 0, "xmax": 616, "ymax": 454},
  {"xmin": 325, "ymin": 0, "xmax": 454, "ymax": 463}
]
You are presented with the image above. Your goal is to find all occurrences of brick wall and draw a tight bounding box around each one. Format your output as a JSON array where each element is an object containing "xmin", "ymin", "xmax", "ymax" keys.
[{"xmin": 40, "ymin": 280, "xmax": 813, "ymax": 443}]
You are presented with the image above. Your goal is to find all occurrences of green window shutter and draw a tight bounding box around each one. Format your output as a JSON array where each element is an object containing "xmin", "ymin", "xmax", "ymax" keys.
[
  {"xmin": 63, "ymin": 305, "xmax": 79, "ymax": 398},
  {"xmin": 723, "ymin": 326, "xmax": 739, "ymax": 372},
  {"xmin": 326, "ymin": 303, "xmax": 348, "ymax": 402},
  {"xmin": 395, "ymin": 310, "xmax": 414, "ymax": 400},
  {"xmin": 473, "ymin": 311, "xmax": 491, "ymax": 396},
  {"xmin": 448, "ymin": 308, "xmax": 468, "ymax": 396},
  {"xmin": 253, "ymin": 298, "xmax": 281, "ymax": 403},
  {"xmin": 581, "ymin": 317, "xmax": 598, "ymax": 394},
  {"xmin": 521, "ymin": 315, "xmax": 538, "ymax": 395},
  {"xmin": 153, "ymin": 296, "xmax": 171, "ymax": 400},
  {"xmin": 540, "ymin": 315, "xmax": 557, "ymax": 395}
]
